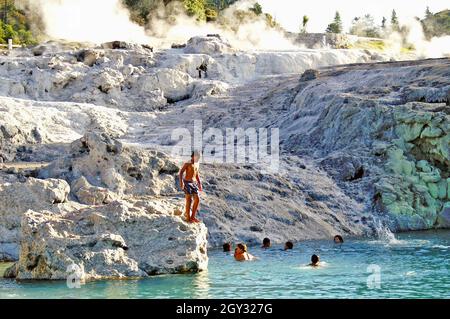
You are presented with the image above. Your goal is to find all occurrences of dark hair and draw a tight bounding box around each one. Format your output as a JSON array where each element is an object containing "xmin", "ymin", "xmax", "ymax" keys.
[
  {"xmin": 285, "ymin": 241, "xmax": 293, "ymax": 249},
  {"xmin": 223, "ymin": 242, "xmax": 231, "ymax": 252},
  {"xmin": 191, "ymin": 150, "xmax": 201, "ymax": 158},
  {"xmin": 262, "ymin": 237, "xmax": 271, "ymax": 246},
  {"xmin": 334, "ymin": 235, "xmax": 344, "ymax": 243},
  {"xmin": 237, "ymin": 243, "xmax": 247, "ymax": 252},
  {"xmin": 311, "ymin": 254, "xmax": 319, "ymax": 264}
]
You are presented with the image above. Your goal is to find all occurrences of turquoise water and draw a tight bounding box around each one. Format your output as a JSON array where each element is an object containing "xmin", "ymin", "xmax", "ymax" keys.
[{"xmin": 1, "ymin": 230, "xmax": 449, "ymax": 299}]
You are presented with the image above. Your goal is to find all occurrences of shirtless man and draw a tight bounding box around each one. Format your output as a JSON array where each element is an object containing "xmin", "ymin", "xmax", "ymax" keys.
[{"xmin": 179, "ymin": 151, "xmax": 203, "ymax": 223}]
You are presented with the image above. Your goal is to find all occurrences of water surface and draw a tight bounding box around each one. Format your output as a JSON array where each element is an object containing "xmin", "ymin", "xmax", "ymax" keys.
[{"xmin": 1, "ymin": 230, "xmax": 448, "ymax": 299}]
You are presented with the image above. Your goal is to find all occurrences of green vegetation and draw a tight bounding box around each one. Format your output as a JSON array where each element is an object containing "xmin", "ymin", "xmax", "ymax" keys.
[
  {"xmin": 421, "ymin": 9, "xmax": 450, "ymax": 38},
  {"xmin": 0, "ymin": 0, "xmax": 37, "ymax": 45},
  {"xmin": 348, "ymin": 39, "xmax": 386, "ymax": 51},
  {"xmin": 300, "ymin": 15, "xmax": 309, "ymax": 34},
  {"xmin": 249, "ymin": 2, "xmax": 262, "ymax": 16},
  {"xmin": 326, "ymin": 11, "xmax": 343, "ymax": 33},
  {"xmin": 349, "ymin": 14, "xmax": 381, "ymax": 38},
  {"xmin": 0, "ymin": 262, "xmax": 14, "ymax": 276},
  {"xmin": 391, "ymin": 9, "xmax": 400, "ymax": 32},
  {"xmin": 124, "ymin": 0, "xmax": 238, "ymax": 24},
  {"xmin": 124, "ymin": 0, "xmax": 277, "ymax": 30}
]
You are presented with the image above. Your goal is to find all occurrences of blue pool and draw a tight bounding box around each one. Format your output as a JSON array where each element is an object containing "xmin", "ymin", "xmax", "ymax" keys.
[{"xmin": 1, "ymin": 230, "xmax": 449, "ymax": 299}]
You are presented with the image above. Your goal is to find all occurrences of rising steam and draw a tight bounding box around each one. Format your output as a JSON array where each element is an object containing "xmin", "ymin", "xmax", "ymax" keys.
[
  {"xmin": 18, "ymin": 0, "xmax": 297, "ymax": 50},
  {"xmin": 18, "ymin": 0, "xmax": 151, "ymax": 43},
  {"xmin": 17, "ymin": 0, "xmax": 450, "ymax": 57}
]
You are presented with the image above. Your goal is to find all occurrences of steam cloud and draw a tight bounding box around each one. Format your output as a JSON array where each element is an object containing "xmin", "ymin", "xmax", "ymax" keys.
[
  {"xmin": 18, "ymin": 0, "xmax": 151, "ymax": 43},
  {"xmin": 19, "ymin": 0, "xmax": 297, "ymax": 50},
  {"xmin": 17, "ymin": 0, "xmax": 450, "ymax": 57}
]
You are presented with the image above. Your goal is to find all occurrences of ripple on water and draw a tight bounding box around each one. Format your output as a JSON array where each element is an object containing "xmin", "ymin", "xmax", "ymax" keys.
[{"xmin": 0, "ymin": 230, "xmax": 449, "ymax": 299}]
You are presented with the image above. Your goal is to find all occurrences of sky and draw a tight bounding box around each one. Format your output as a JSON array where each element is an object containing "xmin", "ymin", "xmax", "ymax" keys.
[{"xmin": 257, "ymin": 0, "xmax": 450, "ymax": 33}]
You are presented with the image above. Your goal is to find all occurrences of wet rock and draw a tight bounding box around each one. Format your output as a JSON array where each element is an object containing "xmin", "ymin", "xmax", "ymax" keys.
[{"xmin": 437, "ymin": 203, "xmax": 450, "ymax": 228}]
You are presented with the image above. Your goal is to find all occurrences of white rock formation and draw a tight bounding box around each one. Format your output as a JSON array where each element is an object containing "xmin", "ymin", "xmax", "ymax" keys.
[
  {"xmin": 184, "ymin": 36, "xmax": 234, "ymax": 55},
  {"xmin": 7, "ymin": 199, "xmax": 207, "ymax": 280},
  {"xmin": 39, "ymin": 132, "xmax": 179, "ymax": 196},
  {"xmin": 1, "ymin": 36, "xmax": 448, "ymax": 274},
  {"xmin": 0, "ymin": 178, "xmax": 73, "ymax": 261},
  {"xmin": 1, "ymin": 132, "xmax": 209, "ymax": 278}
]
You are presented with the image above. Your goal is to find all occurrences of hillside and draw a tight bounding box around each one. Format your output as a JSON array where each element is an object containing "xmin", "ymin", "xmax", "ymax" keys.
[
  {"xmin": 422, "ymin": 9, "xmax": 450, "ymax": 38},
  {"xmin": 125, "ymin": 0, "xmax": 239, "ymax": 24}
]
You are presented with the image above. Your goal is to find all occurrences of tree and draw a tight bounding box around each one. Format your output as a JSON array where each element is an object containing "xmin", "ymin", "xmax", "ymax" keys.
[
  {"xmin": 425, "ymin": 6, "xmax": 433, "ymax": 19},
  {"xmin": 349, "ymin": 14, "xmax": 381, "ymax": 38},
  {"xmin": 300, "ymin": 15, "xmax": 309, "ymax": 33},
  {"xmin": 0, "ymin": 1, "xmax": 37, "ymax": 45},
  {"xmin": 18, "ymin": 29, "xmax": 36, "ymax": 45},
  {"xmin": 326, "ymin": 11, "xmax": 343, "ymax": 33},
  {"xmin": 391, "ymin": 9, "xmax": 399, "ymax": 31},
  {"xmin": 3, "ymin": 23, "xmax": 16, "ymax": 40},
  {"xmin": 0, "ymin": 21, "xmax": 6, "ymax": 44},
  {"xmin": 249, "ymin": 2, "xmax": 263, "ymax": 16}
]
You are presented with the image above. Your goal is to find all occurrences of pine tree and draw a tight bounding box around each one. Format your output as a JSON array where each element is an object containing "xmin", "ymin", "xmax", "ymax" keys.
[
  {"xmin": 425, "ymin": 6, "xmax": 433, "ymax": 19},
  {"xmin": 391, "ymin": 9, "xmax": 399, "ymax": 31},
  {"xmin": 326, "ymin": 11, "xmax": 343, "ymax": 33},
  {"xmin": 249, "ymin": 2, "xmax": 263, "ymax": 16}
]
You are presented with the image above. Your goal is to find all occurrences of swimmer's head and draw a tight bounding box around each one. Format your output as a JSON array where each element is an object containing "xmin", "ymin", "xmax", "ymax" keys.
[
  {"xmin": 223, "ymin": 242, "xmax": 232, "ymax": 252},
  {"xmin": 311, "ymin": 254, "xmax": 320, "ymax": 266},
  {"xmin": 236, "ymin": 243, "xmax": 247, "ymax": 254},
  {"xmin": 284, "ymin": 241, "xmax": 294, "ymax": 250},
  {"xmin": 262, "ymin": 237, "xmax": 271, "ymax": 248},
  {"xmin": 334, "ymin": 235, "xmax": 344, "ymax": 243}
]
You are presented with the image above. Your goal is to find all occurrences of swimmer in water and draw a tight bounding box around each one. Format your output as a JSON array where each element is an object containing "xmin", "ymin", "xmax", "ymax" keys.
[
  {"xmin": 309, "ymin": 254, "xmax": 320, "ymax": 267},
  {"xmin": 334, "ymin": 235, "xmax": 344, "ymax": 244},
  {"xmin": 234, "ymin": 243, "xmax": 256, "ymax": 261},
  {"xmin": 262, "ymin": 237, "xmax": 271, "ymax": 249}
]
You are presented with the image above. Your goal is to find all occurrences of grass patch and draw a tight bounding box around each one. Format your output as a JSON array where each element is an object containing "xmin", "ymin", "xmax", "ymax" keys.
[{"xmin": 348, "ymin": 39, "xmax": 386, "ymax": 51}]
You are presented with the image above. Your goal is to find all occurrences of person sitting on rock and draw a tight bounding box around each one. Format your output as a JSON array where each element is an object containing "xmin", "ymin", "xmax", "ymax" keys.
[
  {"xmin": 309, "ymin": 254, "xmax": 320, "ymax": 267},
  {"xmin": 179, "ymin": 150, "xmax": 203, "ymax": 223},
  {"xmin": 197, "ymin": 61, "xmax": 208, "ymax": 79},
  {"xmin": 333, "ymin": 235, "xmax": 344, "ymax": 244},
  {"xmin": 284, "ymin": 241, "xmax": 294, "ymax": 250},
  {"xmin": 234, "ymin": 243, "xmax": 256, "ymax": 261},
  {"xmin": 262, "ymin": 237, "xmax": 271, "ymax": 249}
]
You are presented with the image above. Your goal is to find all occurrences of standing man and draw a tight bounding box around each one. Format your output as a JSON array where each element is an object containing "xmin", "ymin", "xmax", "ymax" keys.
[
  {"xmin": 179, "ymin": 151, "xmax": 203, "ymax": 223},
  {"xmin": 197, "ymin": 61, "xmax": 208, "ymax": 79}
]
